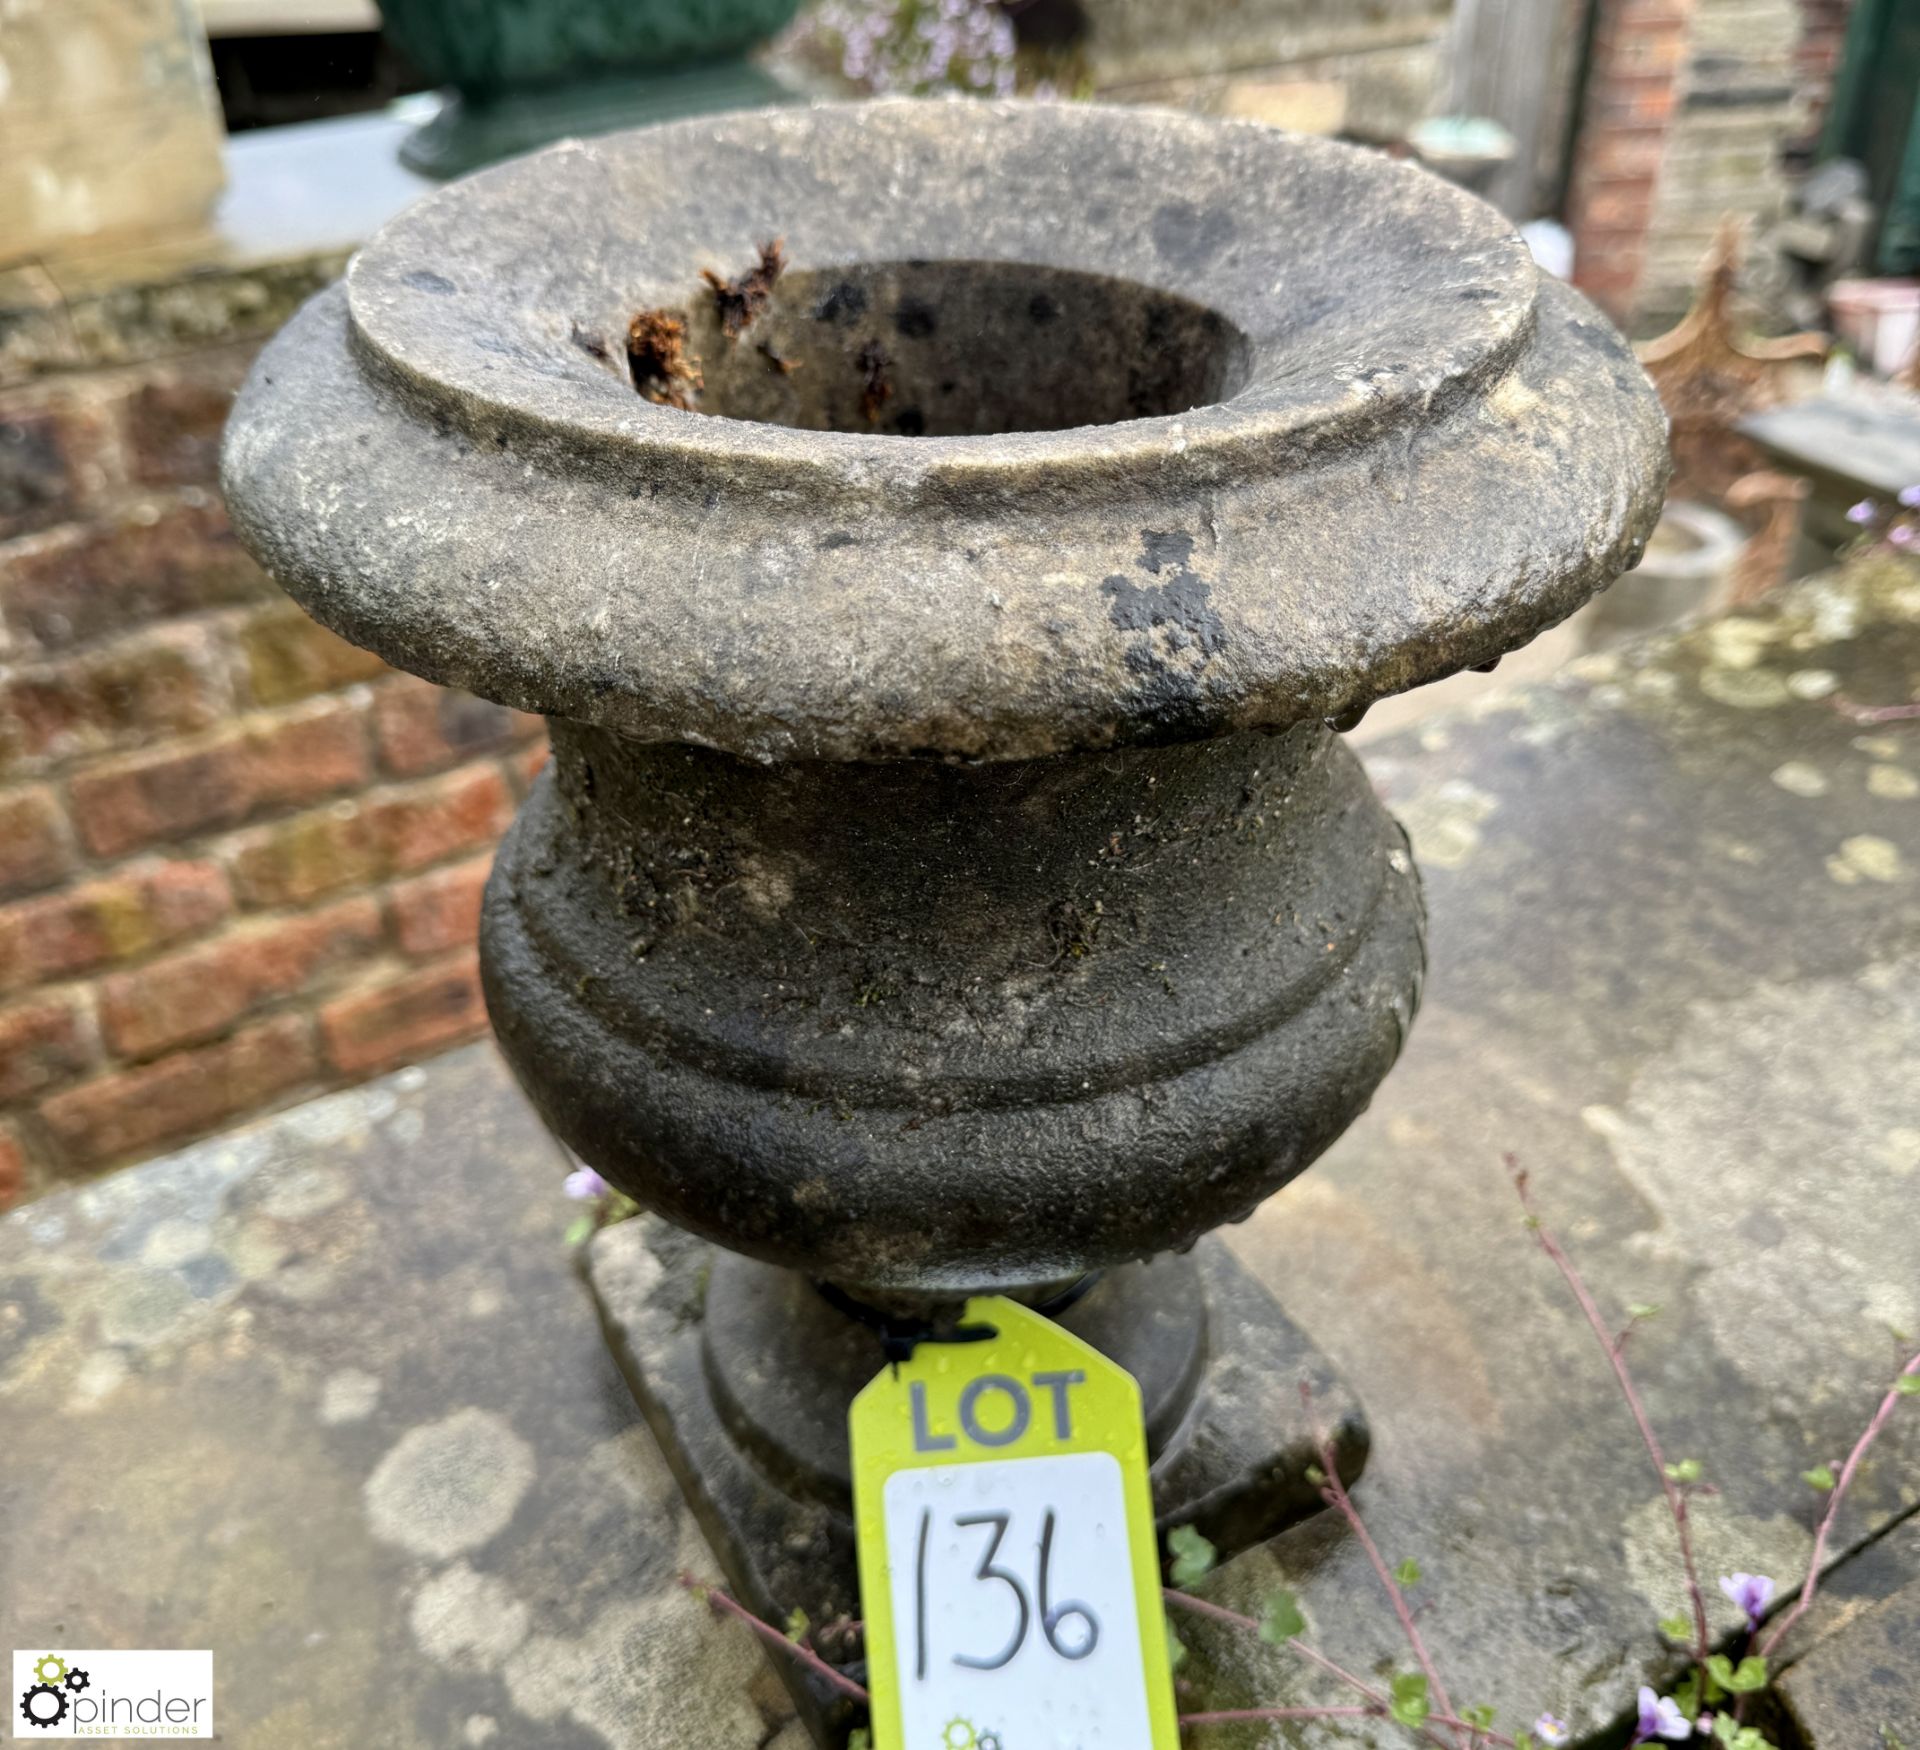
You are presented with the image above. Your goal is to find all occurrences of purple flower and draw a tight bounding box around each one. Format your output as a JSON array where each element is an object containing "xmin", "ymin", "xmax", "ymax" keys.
[
  {"xmin": 1899, "ymin": 484, "xmax": 1920, "ymax": 508},
  {"xmin": 1533, "ymin": 1714, "xmax": 1571, "ymax": 1745},
  {"xmin": 1846, "ymin": 499, "xmax": 1879, "ymax": 524},
  {"xmin": 1634, "ymin": 1687, "xmax": 1691, "ymax": 1743},
  {"xmin": 1718, "ymin": 1571, "xmax": 1775, "ymax": 1629},
  {"xmin": 1892, "ymin": 523, "xmax": 1916, "ymax": 548},
  {"xmin": 564, "ymin": 1165, "xmax": 610, "ymax": 1202}
]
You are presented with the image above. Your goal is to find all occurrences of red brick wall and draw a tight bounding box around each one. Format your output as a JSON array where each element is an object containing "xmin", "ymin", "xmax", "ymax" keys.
[
  {"xmin": 1568, "ymin": 0, "xmax": 1856, "ymax": 328},
  {"xmin": 0, "ymin": 342, "xmax": 546, "ymax": 1207},
  {"xmin": 1567, "ymin": 0, "xmax": 1695, "ymax": 322}
]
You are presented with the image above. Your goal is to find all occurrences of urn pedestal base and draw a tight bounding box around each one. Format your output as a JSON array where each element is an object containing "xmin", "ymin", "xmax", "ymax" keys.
[{"xmin": 586, "ymin": 1215, "xmax": 1367, "ymax": 1747}]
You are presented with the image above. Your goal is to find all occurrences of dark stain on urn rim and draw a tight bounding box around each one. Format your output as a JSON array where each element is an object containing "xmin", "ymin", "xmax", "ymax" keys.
[
  {"xmin": 1102, "ymin": 571, "xmax": 1227, "ymax": 659},
  {"xmin": 1149, "ymin": 200, "xmax": 1237, "ymax": 267},
  {"xmin": 1101, "ymin": 531, "xmax": 1223, "ymax": 654},
  {"xmin": 1139, "ymin": 530, "xmax": 1197, "ymax": 575},
  {"xmin": 1101, "ymin": 530, "xmax": 1229, "ymax": 734}
]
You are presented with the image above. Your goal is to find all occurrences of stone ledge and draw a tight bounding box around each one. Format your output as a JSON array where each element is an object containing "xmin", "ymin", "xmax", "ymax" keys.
[{"xmin": 0, "ymin": 108, "xmax": 433, "ymax": 387}]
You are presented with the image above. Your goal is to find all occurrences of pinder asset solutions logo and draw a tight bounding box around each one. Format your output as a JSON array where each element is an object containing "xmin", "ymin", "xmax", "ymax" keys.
[{"xmin": 12, "ymin": 1652, "xmax": 212, "ymax": 1739}]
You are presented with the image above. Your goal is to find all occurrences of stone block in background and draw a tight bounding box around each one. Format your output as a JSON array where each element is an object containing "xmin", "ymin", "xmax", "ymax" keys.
[
  {"xmin": 1100, "ymin": 38, "xmax": 1442, "ymax": 144},
  {"xmin": 1566, "ymin": 0, "xmax": 1810, "ymax": 332},
  {"xmin": 1075, "ymin": 0, "xmax": 1448, "ymax": 95},
  {"xmin": 1026, "ymin": 0, "xmax": 1449, "ymax": 143},
  {"xmin": 1216, "ymin": 75, "xmax": 1349, "ymax": 135},
  {"xmin": 0, "ymin": 0, "xmax": 227, "ymax": 261}
]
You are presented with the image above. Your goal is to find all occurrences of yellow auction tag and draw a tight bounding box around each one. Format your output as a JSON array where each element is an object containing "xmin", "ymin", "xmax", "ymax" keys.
[{"xmin": 850, "ymin": 1296, "xmax": 1180, "ymax": 1750}]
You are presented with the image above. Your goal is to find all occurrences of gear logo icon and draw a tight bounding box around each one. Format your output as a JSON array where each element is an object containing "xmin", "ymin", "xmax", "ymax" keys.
[
  {"xmin": 941, "ymin": 1720, "xmax": 978, "ymax": 1750},
  {"xmin": 978, "ymin": 1735, "xmax": 1004, "ymax": 1750},
  {"xmin": 19, "ymin": 1681, "xmax": 68, "ymax": 1731},
  {"xmin": 19, "ymin": 1655, "xmax": 80, "ymax": 1731}
]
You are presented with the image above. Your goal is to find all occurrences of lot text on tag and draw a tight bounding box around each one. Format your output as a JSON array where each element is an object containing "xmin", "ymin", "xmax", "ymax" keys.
[{"xmin": 849, "ymin": 1296, "xmax": 1178, "ymax": 1750}]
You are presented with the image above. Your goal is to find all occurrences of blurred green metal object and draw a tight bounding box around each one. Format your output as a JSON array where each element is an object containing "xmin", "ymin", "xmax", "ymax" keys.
[
  {"xmin": 1820, "ymin": 0, "xmax": 1920, "ymax": 276},
  {"xmin": 376, "ymin": 0, "xmax": 803, "ymax": 177}
]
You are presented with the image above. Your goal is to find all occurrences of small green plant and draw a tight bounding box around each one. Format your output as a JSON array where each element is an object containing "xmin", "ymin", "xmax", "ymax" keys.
[
  {"xmin": 1166, "ymin": 1524, "xmax": 1217, "ymax": 1588},
  {"xmin": 560, "ymin": 1164, "xmax": 639, "ymax": 1246}
]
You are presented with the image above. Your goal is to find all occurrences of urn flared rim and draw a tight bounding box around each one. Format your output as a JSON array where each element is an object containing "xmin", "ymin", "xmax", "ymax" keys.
[{"xmin": 222, "ymin": 99, "xmax": 1671, "ymax": 762}]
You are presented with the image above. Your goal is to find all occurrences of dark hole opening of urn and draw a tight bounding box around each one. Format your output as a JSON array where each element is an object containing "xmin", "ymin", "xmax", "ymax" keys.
[{"xmin": 636, "ymin": 259, "xmax": 1250, "ymax": 437}]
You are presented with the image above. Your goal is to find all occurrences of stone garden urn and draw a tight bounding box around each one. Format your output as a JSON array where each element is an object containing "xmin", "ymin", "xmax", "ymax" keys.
[{"xmin": 222, "ymin": 100, "xmax": 1668, "ymax": 1736}]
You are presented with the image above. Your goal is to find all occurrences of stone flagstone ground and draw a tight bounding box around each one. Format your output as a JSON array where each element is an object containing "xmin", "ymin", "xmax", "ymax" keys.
[{"xmin": 2, "ymin": 556, "xmax": 1918, "ymax": 1747}]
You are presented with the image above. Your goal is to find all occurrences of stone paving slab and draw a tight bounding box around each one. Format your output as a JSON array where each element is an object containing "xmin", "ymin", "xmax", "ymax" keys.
[
  {"xmin": 1175, "ymin": 555, "xmax": 1920, "ymax": 1742},
  {"xmin": 4, "ymin": 556, "xmax": 1919, "ymax": 1747},
  {"xmin": 1779, "ymin": 1570, "xmax": 1920, "ymax": 1748},
  {"xmin": 0, "ymin": 1049, "xmax": 794, "ymax": 1747}
]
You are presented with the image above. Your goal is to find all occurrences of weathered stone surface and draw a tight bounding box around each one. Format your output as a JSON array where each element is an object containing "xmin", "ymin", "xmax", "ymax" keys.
[
  {"xmin": 222, "ymin": 99, "xmax": 1664, "ymax": 1307},
  {"xmin": 4, "ymin": 558, "xmax": 1920, "ymax": 1743},
  {"xmin": 1769, "ymin": 1515, "xmax": 1920, "ymax": 1668},
  {"xmin": 0, "ymin": 1046, "xmax": 782, "ymax": 1748},
  {"xmin": 222, "ymin": 101, "xmax": 1667, "ymax": 765},
  {"xmin": 1779, "ymin": 1574, "xmax": 1920, "ymax": 1748},
  {"xmin": 1171, "ymin": 555, "xmax": 1920, "ymax": 1741},
  {"xmin": 493, "ymin": 718, "xmax": 1428, "ymax": 1292}
]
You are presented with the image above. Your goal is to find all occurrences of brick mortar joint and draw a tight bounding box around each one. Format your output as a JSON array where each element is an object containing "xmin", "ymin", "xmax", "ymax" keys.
[
  {"xmin": 11, "ymin": 733, "xmax": 522, "ymax": 917},
  {"xmin": 0, "ymin": 823, "xmax": 505, "ymax": 992},
  {"xmin": 0, "ymin": 844, "xmax": 494, "ymax": 1102}
]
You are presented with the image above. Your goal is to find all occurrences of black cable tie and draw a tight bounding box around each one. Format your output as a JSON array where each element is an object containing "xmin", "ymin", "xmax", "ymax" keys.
[{"xmin": 813, "ymin": 1272, "xmax": 1104, "ymax": 1367}]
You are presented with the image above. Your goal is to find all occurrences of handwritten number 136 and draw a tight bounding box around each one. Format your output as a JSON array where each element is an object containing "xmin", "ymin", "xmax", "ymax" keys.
[{"xmin": 915, "ymin": 1508, "xmax": 1101, "ymax": 1678}]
